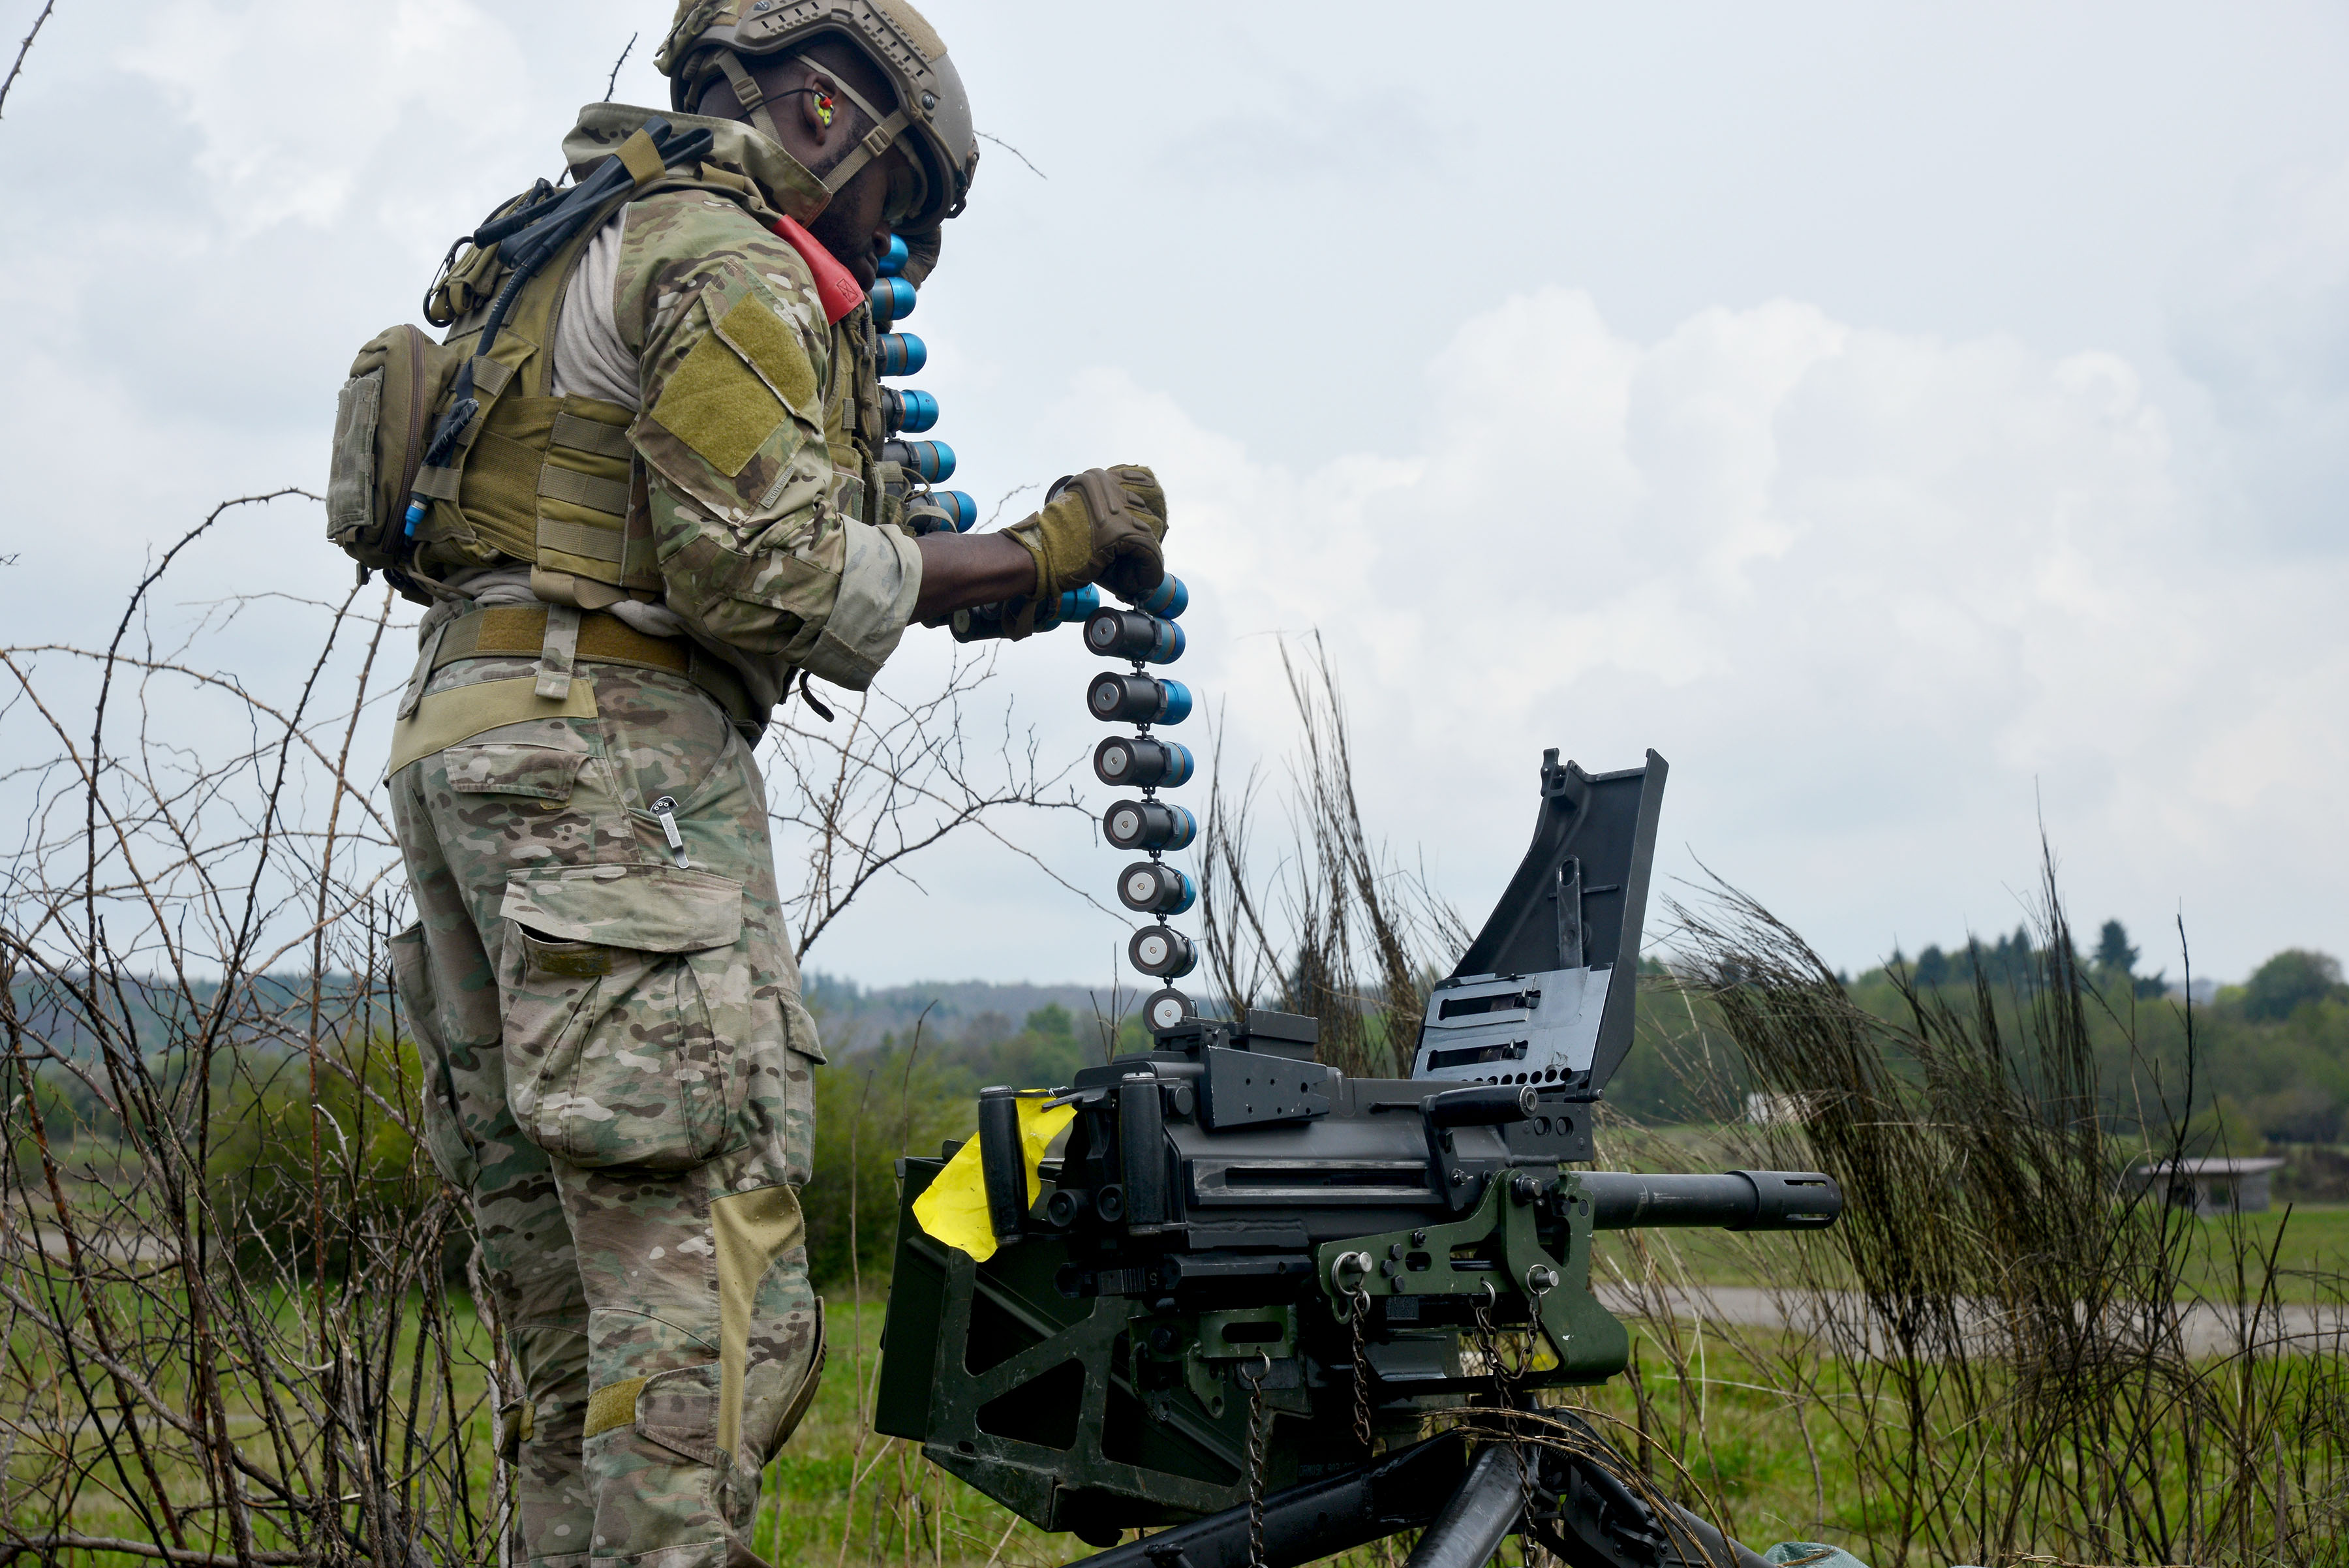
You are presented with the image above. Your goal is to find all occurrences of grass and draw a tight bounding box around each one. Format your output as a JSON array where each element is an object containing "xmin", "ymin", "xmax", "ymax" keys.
[
  {"xmin": 20, "ymin": 1274, "xmax": 2316, "ymax": 1568},
  {"xmin": 0, "ymin": 1280, "xmax": 1109, "ymax": 1568},
  {"xmin": 0, "ymin": 1282, "xmax": 499, "ymax": 1563},
  {"xmin": 2178, "ymin": 1203, "xmax": 2349, "ymax": 1299},
  {"xmin": 753, "ymin": 1289, "xmax": 1054, "ymax": 1568},
  {"xmin": 0, "ymin": 1284, "xmax": 1874, "ymax": 1566},
  {"xmin": 18, "ymin": 1231, "xmax": 2344, "ymax": 1566},
  {"xmin": 773, "ymin": 1292, "xmax": 1870, "ymax": 1568}
]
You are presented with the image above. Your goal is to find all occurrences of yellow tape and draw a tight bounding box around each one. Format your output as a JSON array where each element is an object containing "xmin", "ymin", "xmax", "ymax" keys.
[{"xmin": 910, "ymin": 1097, "xmax": 1075, "ymax": 1263}]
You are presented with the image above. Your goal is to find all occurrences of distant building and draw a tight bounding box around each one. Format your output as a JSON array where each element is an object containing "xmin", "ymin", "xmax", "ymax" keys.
[
  {"xmin": 1745, "ymin": 1092, "xmax": 1814, "ymax": 1126},
  {"xmin": 2123, "ymin": 1156, "xmax": 2285, "ymax": 1216}
]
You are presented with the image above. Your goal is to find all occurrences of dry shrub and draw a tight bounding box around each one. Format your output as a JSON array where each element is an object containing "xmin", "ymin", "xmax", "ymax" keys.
[
  {"xmin": 0, "ymin": 499, "xmax": 1093, "ymax": 1565},
  {"xmin": 1196, "ymin": 634, "xmax": 1466, "ymax": 1078},
  {"xmin": 1651, "ymin": 855, "xmax": 2349, "ymax": 1567}
]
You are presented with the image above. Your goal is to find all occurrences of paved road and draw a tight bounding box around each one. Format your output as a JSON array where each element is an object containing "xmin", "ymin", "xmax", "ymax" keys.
[
  {"xmin": 1597, "ymin": 1282, "xmax": 2346, "ymax": 1359},
  {"xmin": 4, "ymin": 1225, "xmax": 178, "ymax": 1267}
]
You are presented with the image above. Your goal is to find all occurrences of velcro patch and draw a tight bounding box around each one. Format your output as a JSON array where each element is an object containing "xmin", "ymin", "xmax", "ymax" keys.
[
  {"xmin": 524, "ymin": 935, "xmax": 613, "ymax": 979},
  {"xmin": 648, "ymin": 307, "xmax": 787, "ymax": 478},
  {"xmin": 713, "ymin": 294, "xmax": 820, "ymax": 410}
]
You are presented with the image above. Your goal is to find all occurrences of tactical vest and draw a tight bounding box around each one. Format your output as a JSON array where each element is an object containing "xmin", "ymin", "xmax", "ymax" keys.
[
  {"xmin": 405, "ymin": 169, "xmax": 895, "ymax": 604},
  {"xmin": 825, "ymin": 311, "xmax": 895, "ymax": 535},
  {"xmin": 401, "ymin": 217, "xmax": 645, "ymax": 603}
]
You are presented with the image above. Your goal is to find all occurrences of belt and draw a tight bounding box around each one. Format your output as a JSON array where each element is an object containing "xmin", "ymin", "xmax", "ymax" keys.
[{"xmin": 433, "ymin": 604, "xmax": 760, "ymax": 732}]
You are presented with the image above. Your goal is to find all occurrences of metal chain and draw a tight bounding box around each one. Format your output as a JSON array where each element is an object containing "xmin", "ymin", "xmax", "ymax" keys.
[
  {"xmin": 1470, "ymin": 1284, "xmax": 1544, "ymax": 1564},
  {"xmin": 1240, "ymin": 1353, "xmax": 1271, "ymax": 1568},
  {"xmin": 1516, "ymin": 1273, "xmax": 1557, "ymax": 1563},
  {"xmin": 1470, "ymin": 1284, "xmax": 1518, "ymax": 1409},
  {"xmin": 1347, "ymin": 1285, "xmax": 1374, "ymax": 1451}
]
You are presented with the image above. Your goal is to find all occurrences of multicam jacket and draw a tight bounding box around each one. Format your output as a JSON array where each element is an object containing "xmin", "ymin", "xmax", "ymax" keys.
[{"xmin": 412, "ymin": 102, "xmax": 920, "ymax": 715}]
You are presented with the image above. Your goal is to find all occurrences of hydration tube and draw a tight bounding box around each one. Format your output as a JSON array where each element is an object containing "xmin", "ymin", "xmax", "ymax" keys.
[{"xmin": 402, "ymin": 118, "xmax": 715, "ymax": 546}]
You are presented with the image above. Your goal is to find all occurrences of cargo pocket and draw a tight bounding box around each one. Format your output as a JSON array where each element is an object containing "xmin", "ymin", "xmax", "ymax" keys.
[
  {"xmin": 389, "ymin": 921, "xmax": 480, "ymax": 1191},
  {"xmin": 583, "ymin": 1363, "xmax": 720, "ymax": 1467},
  {"xmin": 765, "ymin": 1299, "xmax": 826, "ymax": 1460},
  {"xmin": 779, "ymin": 991, "xmax": 824, "ymax": 1186},
  {"xmin": 445, "ymin": 740, "xmax": 591, "ymax": 804},
  {"xmin": 498, "ymin": 864, "xmax": 750, "ymax": 1170}
]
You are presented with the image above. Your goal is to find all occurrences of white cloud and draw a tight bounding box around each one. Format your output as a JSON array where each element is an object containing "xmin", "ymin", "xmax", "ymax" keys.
[
  {"xmin": 5, "ymin": 0, "xmax": 2346, "ymax": 990},
  {"xmin": 1002, "ymin": 288, "xmax": 2349, "ymax": 983},
  {"xmin": 117, "ymin": 0, "xmax": 532, "ymax": 234}
]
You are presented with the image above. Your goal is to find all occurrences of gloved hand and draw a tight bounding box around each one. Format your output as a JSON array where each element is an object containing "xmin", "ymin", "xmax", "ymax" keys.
[{"xmin": 1002, "ymin": 465, "xmax": 1168, "ymax": 606}]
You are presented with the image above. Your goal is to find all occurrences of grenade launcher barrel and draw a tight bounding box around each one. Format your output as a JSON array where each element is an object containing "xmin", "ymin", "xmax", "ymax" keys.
[{"xmin": 1580, "ymin": 1168, "xmax": 1842, "ymax": 1231}]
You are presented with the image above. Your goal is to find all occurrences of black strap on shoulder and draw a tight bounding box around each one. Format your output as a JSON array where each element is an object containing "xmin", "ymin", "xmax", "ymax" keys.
[{"xmin": 410, "ymin": 117, "xmax": 715, "ymax": 534}]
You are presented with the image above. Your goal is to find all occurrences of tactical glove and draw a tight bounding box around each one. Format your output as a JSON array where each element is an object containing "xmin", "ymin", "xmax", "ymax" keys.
[{"xmin": 1004, "ymin": 465, "xmax": 1169, "ymax": 606}]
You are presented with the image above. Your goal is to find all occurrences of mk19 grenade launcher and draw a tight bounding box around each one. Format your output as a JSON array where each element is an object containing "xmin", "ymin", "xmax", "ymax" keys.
[{"xmin": 874, "ymin": 749, "xmax": 1843, "ymax": 1568}]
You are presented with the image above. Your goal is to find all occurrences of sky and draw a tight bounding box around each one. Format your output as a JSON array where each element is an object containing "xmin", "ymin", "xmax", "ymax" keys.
[{"xmin": 3, "ymin": 1, "xmax": 2346, "ymax": 992}]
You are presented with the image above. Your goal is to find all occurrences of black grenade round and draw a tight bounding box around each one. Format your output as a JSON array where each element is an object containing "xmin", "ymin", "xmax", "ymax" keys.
[
  {"xmin": 1103, "ymin": 799, "xmax": 1197, "ymax": 852},
  {"xmin": 1118, "ymin": 861, "xmax": 1195, "ymax": 916},
  {"xmin": 1129, "ymin": 925, "xmax": 1199, "ymax": 979},
  {"xmin": 1094, "ymin": 735, "xmax": 1194, "ymax": 788}
]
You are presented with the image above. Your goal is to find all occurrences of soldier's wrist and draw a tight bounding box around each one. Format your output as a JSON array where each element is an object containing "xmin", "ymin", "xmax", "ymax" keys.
[{"xmin": 1004, "ymin": 527, "xmax": 1051, "ymax": 598}]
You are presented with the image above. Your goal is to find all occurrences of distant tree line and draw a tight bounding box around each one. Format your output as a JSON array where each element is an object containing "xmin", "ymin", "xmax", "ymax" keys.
[{"xmin": 1611, "ymin": 918, "xmax": 2349, "ymax": 1165}]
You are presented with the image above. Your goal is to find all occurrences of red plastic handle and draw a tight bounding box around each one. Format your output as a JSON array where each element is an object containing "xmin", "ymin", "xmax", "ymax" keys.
[{"xmin": 769, "ymin": 213, "xmax": 866, "ymax": 324}]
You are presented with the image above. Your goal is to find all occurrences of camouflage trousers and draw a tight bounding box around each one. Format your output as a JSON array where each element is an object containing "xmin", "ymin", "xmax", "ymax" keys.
[{"xmin": 388, "ymin": 650, "xmax": 825, "ymax": 1568}]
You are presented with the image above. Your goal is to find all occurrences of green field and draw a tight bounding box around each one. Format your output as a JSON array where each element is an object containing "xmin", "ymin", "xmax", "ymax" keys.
[
  {"xmin": 12, "ymin": 1265, "xmax": 2342, "ymax": 1566},
  {"xmin": 12, "ymin": 1112, "xmax": 2345, "ymax": 1565},
  {"xmin": 757, "ymin": 1295, "xmax": 1877, "ymax": 1568},
  {"xmin": 0, "ymin": 1281, "xmax": 1868, "ymax": 1568}
]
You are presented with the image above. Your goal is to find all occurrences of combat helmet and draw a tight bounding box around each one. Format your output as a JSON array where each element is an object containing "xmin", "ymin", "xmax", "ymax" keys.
[{"xmin": 657, "ymin": 0, "xmax": 977, "ymax": 241}]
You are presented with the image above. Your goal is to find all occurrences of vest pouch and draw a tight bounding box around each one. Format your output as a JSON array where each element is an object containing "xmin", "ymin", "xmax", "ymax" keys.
[
  {"xmin": 428, "ymin": 238, "xmax": 512, "ymax": 330},
  {"xmin": 411, "ymin": 336, "xmax": 538, "ymax": 574},
  {"xmin": 425, "ymin": 179, "xmax": 557, "ymax": 328},
  {"xmin": 327, "ymin": 325, "xmax": 465, "ymax": 573}
]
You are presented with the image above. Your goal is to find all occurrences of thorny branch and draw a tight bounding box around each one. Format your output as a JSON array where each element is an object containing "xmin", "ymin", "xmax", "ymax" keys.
[
  {"xmin": 604, "ymin": 31, "xmax": 637, "ymax": 101},
  {"xmin": 1, "ymin": 491, "xmax": 1095, "ymax": 1561},
  {"xmin": 975, "ymin": 131, "xmax": 1047, "ymax": 181},
  {"xmin": 765, "ymin": 647, "xmax": 1099, "ymax": 958},
  {"xmin": 0, "ymin": 0, "xmax": 56, "ymax": 119}
]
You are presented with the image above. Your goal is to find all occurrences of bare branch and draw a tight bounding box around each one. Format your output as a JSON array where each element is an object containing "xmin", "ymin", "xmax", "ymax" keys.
[
  {"xmin": 0, "ymin": 0, "xmax": 57, "ymax": 121},
  {"xmin": 763, "ymin": 645, "xmax": 1095, "ymax": 959},
  {"xmin": 975, "ymin": 129, "xmax": 1047, "ymax": 180},
  {"xmin": 1197, "ymin": 630, "xmax": 1464, "ymax": 1075},
  {"xmin": 604, "ymin": 30, "xmax": 637, "ymax": 101}
]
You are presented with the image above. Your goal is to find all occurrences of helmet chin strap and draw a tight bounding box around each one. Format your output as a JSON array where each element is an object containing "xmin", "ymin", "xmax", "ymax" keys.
[{"xmin": 713, "ymin": 49, "xmax": 919, "ymax": 212}]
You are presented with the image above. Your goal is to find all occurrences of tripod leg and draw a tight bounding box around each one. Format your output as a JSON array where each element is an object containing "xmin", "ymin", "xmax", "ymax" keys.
[
  {"xmin": 1066, "ymin": 1433, "xmax": 1467, "ymax": 1568},
  {"xmin": 1539, "ymin": 1437, "xmax": 1775, "ymax": 1568},
  {"xmin": 1402, "ymin": 1445, "xmax": 1527, "ymax": 1568},
  {"xmin": 1653, "ymin": 1501, "xmax": 1773, "ymax": 1568}
]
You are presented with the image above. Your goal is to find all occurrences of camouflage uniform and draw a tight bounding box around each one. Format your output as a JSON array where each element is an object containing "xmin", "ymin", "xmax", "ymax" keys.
[{"xmin": 388, "ymin": 103, "xmax": 911, "ymax": 1568}]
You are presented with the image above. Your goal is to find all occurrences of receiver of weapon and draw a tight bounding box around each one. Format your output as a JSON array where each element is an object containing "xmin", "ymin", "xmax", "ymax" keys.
[{"xmin": 873, "ymin": 748, "xmax": 1845, "ymax": 1564}]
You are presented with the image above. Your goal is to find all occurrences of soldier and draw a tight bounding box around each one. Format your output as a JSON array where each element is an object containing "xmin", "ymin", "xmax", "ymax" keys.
[{"xmin": 371, "ymin": 4, "xmax": 1169, "ymax": 1564}]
